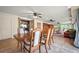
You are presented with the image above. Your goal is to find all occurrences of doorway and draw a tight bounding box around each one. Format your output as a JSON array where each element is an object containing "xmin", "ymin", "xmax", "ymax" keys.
[{"xmin": 18, "ymin": 18, "xmax": 30, "ymax": 34}]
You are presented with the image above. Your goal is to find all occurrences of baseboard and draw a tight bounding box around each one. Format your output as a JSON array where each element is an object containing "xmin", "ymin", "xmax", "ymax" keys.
[{"xmin": 0, "ymin": 37, "xmax": 12, "ymax": 40}]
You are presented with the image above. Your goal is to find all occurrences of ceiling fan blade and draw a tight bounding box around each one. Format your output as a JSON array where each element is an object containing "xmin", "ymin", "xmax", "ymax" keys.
[
  {"xmin": 28, "ymin": 7, "xmax": 42, "ymax": 15},
  {"xmin": 37, "ymin": 13, "xmax": 42, "ymax": 15},
  {"xmin": 38, "ymin": 15, "xmax": 42, "ymax": 18},
  {"xmin": 23, "ymin": 13, "xmax": 34, "ymax": 15},
  {"xmin": 21, "ymin": 7, "xmax": 42, "ymax": 18},
  {"xmin": 28, "ymin": 7, "xmax": 36, "ymax": 12}
]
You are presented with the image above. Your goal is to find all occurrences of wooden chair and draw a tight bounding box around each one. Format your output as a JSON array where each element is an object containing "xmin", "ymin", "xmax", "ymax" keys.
[
  {"xmin": 23, "ymin": 29, "xmax": 41, "ymax": 53},
  {"xmin": 40, "ymin": 28, "xmax": 51, "ymax": 53},
  {"xmin": 13, "ymin": 34, "xmax": 24, "ymax": 52},
  {"xmin": 49, "ymin": 27, "xmax": 55, "ymax": 45},
  {"xmin": 47, "ymin": 27, "xmax": 55, "ymax": 49}
]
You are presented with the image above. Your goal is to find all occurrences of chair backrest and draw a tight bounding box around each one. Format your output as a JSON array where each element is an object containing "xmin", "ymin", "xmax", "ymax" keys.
[
  {"xmin": 45, "ymin": 28, "xmax": 51, "ymax": 45},
  {"xmin": 33, "ymin": 30, "xmax": 41, "ymax": 46},
  {"xmin": 50, "ymin": 28, "xmax": 55, "ymax": 37},
  {"xmin": 47, "ymin": 28, "xmax": 51, "ymax": 40},
  {"xmin": 13, "ymin": 35, "xmax": 21, "ymax": 41}
]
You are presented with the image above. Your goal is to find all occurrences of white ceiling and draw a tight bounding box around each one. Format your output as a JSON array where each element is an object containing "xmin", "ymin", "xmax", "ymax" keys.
[{"xmin": 0, "ymin": 6, "xmax": 69, "ymax": 23}]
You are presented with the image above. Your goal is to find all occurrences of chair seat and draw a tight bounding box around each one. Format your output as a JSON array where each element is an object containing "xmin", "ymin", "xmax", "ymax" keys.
[
  {"xmin": 23, "ymin": 39, "xmax": 34, "ymax": 46},
  {"xmin": 23, "ymin": 40, "xmax": 39, "ymax": 52}
]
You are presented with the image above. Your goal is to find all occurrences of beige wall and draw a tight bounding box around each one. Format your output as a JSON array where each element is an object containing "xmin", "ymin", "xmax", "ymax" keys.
[
  {"xmin": 0, "ymin": 18, "xmax": 1, "ymax": 39},
  {"xmin": 0, "ymin": 12, "xmax": 18, "ymax": 40},
  {"xmin": 71, "ymin": 7, "xmax": 79, "ymax": 22}
]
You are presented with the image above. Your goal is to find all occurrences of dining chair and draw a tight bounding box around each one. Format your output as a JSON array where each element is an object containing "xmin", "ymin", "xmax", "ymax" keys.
[
  {"xmin": 48, "ymin": 27, "xmax": 55, "ymax": 49},
  {"xmin": 49, "ymin": 27, "xmax": 55, "ymax": 44},
  {"xmin": 23, "ymin": 28, "xmax": 41, "ymax": 53},
  {"xmin": 50, "ymin": 27, "xmax": 55, "ymax": 43},
  {"xmin": 13, "ymin": 34, "xmax": 24, "ymax": 52},
  {"xmin": 40, "ymin": 28, "xmax": 51, "ymax": 53}
]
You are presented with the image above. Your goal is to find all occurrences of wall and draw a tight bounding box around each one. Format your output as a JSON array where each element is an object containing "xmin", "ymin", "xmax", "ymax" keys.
[
  {"xmin": 0, "ymin": 12, "xmax": 18, "ymax": 40},
  {"xmin": 0, "ymin": 17, "xmax": 1, "ymax": 39}
]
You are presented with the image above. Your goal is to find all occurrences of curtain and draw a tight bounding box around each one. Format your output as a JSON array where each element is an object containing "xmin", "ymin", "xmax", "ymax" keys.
[{"xmin": 74, "ymin": 10, "xmax": 79, "ymax": 47}]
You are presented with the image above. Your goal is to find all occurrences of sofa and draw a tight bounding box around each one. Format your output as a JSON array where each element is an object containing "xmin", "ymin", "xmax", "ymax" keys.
[{"xmin": 64, "ymin": 29, "xmax": 76, "ymax": 41}]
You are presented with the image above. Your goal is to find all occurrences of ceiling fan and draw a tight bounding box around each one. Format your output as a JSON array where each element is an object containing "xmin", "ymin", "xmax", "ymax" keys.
[
  {"xmin": 50, "ymin": 19, "xmax": 55, "ymax": 22},
  {"xmin": 23, "ymin": 7, "xmax": 42, "ymax": 18}
]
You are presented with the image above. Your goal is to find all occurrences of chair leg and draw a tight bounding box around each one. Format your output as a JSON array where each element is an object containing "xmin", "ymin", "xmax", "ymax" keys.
[
  {"xmin": 48, "ymin": 39, "xmax": 51, "ymax": 49},
  {"xmin": 20, "ymin": 42, "xmax": 22, "ymax": 52},
  {"xmin": 23, "ymin": 46, "xmax": 25, "ymax": 52},
  {"xmin": 39, "ymin": 45, "xmax": 41, "ymax": 53},
  {"xmin": 45, "ymin": 45, "xmax": 48, "ymax": 53},
  {"xmin": 29, "ymin": 42, "xmax": 32, "ymax": 53},
  {"xmin": 48, "ymin": 44, "xmax": 51, "ymax": 49},
  {"xmin": 21, "ymin": 42, "xmax": 24, "ymax": 52},
  {"xmin": 17, "ymin": 41, "xmax": 20, "ymax": 48},
  {"xmin": 52, "ymin": 37, "xmax": 54, "ymax": 43},
  {"xmin": 29, "ymin": 49, "xmax": 31, "ymax": 53},
  {"xmin": 39, "ymin": 39, "xmax": 41, "ymax": 53}
]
